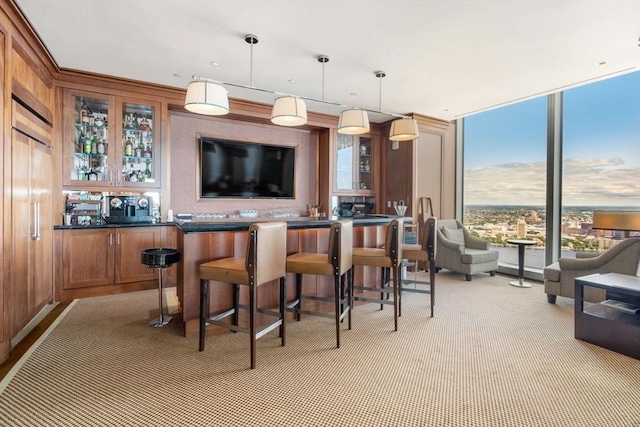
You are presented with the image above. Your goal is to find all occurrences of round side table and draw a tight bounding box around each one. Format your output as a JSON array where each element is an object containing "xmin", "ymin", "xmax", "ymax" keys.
[{"xmin": 506, "ymin": 239, "xmax": 535, "ymax": 288}]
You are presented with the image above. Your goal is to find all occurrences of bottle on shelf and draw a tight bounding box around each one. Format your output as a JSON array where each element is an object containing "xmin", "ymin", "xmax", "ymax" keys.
[
  {"xmin": 97, "ymin": 138, "xmax": 105, "ymax": 155},
  {"xmin": 143, "ymin": 142, "xmax": 152, "ymax": 158},
  {"xmin": 124, "ymin": 138, "xmax": 133, "ymax": 156},
  {"xmin": 83, "ymin": 135, "xmax": 92, "ymax": 154},
  {"xmin": 135, "ymin": 141, "xmax": 142, "ymax": 157},
  {"xmin": 90, "ymin": 132, "xmax": 98, "ymax": 154},
  {"xmin": 144, "ymin": 160, "xmax": 152, "ymax": 180}
]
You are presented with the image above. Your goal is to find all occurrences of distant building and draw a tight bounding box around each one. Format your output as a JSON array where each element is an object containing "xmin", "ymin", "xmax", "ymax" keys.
[{"xmin": 517, "ymin": 219, "xmax": 527, "ymax": 238}]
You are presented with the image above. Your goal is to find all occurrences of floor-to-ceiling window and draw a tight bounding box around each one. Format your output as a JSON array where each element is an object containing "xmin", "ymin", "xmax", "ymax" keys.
[
  {"xmin": 461, "ymin": 70, "xmax": 640, "ymax": 275},
  {"xmin": 462, "ymin": 97, "xmax": 547, "ymax": 271},
  {"xmin": 562, "ymin": 72, "xmax": 640, "ymax": 252}
]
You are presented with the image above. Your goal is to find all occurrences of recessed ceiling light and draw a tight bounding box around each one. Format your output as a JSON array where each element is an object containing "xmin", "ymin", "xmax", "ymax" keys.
[
  {"xmin": 288, "ymin": 79, "xmax": 296, "ymax": 84},
  {"xmin": 211, "ymin": 61, "xmax": 220, "ymax": 67}
]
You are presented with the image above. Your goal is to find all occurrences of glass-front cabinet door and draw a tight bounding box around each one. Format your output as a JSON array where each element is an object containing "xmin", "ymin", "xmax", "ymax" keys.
[
  {"xmin": 64, "ymin": 90, "xmax": 115, "ymax": 186},
  {"xmin": 63, "ymin": 89, "xmax": 160, "ymax": 189},
  {"xmin": 333, "ymin": 132, "xmax": 376, "ymax": 195},
  {"xmin": 118, "ymin": 100, "xmax": 158, "ymax": 186},
  {"xmin": 335, "ymin": 133, "xmax": 355, "ymax": 192}
]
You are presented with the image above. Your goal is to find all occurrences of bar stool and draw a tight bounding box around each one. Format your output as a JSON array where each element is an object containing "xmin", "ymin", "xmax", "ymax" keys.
[
  {"xmin": 352, "ymin": 218, "xmax": 404, "ymax": 331},
  {"xmin": 401, "ymin": 216, "xmax": 437, "ymax": 317},
  {"xmin": 286, "ymin": 220, "xmax": 353, "ymax": 348},
  {"xmin": 141, "ymin": 248, "xmax": 181, "ymax": 327},
  {"xmin": 199, "ymin": 222, "xmax": 287, "ymax": 369}
]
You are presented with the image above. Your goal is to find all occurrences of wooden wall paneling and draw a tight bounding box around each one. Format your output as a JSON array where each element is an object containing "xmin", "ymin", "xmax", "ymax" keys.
[
  {"xmin": 10, "ymin": 37, "xmax": 53, "ymax": 123},
  {"xmin": 0, "ymin": 20, "xmax": 8, "ymax": 363},
  {"xmin": 9, "ymin": 129, "xmax": 30, "ymax": 336}
]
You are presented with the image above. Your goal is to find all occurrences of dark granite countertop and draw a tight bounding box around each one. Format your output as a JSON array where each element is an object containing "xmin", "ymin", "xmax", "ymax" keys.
[
  {"xmin": 53, "ymin": 215, "xmax": 411, "ymax": 232},
  {"xmin": 176, "ymin": 215, "xmax": 410, "ymax": 233},
  {"xmin": 54, "ymin": 222, "xmax": 175, "ymax": 230}
]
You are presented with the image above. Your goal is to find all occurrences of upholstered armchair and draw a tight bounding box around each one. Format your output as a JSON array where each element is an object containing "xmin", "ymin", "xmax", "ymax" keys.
[
  {"xmin": 434, "ymin": 219, "xmax": 499, "ymax": 281},
  {"xmin": 543, "ymin": 237, "xmax": 640, "ymax": 303}
]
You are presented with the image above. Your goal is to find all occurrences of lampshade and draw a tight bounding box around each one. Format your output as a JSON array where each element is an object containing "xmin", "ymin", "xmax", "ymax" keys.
[
  {"xmin": 389, "ymin": 118, "xmax": 419, "ymax": 141},
  {"xmin": 338, "ymin": 109, "xmax": 370, "ymax": 135},
  {"xmin": 592, "ymin": 210, "xmax": 640, "ymax": 231},
  {"xmin": 184, "ymin": 81, "xmax": 229, "ymax": 116},
  {"xmin": 271, "ymin": 96, "xmax": 307, "ymax": 126}
]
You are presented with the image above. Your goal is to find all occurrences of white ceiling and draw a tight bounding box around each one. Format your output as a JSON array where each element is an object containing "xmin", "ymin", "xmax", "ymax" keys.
[{"xmin": 15, "ymin": 0, "xmax": 640, "ymax": 122}]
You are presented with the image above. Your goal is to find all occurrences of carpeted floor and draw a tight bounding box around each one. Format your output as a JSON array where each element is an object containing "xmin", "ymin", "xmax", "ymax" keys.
[{"xmin": 0, "ymin": 271, "xmax": 638, "ymax": 426}]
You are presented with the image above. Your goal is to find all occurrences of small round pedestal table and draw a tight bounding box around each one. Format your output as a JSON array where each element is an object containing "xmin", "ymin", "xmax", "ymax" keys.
[{"xmin": 506, "ymin": 239, "xmax": 535, "ymax": 288}]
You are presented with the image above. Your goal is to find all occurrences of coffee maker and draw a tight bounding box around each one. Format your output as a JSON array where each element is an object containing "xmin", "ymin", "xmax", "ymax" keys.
[{"xmin": 105, "ymin": 195, "xmax": 153, "ymax": 224}]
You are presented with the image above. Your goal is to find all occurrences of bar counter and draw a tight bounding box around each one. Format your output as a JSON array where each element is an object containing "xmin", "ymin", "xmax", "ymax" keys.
[{"xmin": 176, "ymin": 215, "xmax": 407, "ymax": 337}]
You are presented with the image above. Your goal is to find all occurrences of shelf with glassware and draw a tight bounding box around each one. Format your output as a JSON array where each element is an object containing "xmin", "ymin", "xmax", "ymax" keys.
[
  {"xmin": 62, "ymin": 88, "xmax": 161, "ymax": 189},
  {"xmin": 333, "ymin": 132, "xmax": 377, "ymax": 195}
]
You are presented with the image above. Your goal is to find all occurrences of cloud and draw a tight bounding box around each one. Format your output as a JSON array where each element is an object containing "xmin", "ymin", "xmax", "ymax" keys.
[{"xmin": 464, "ymin": 157, "xmax": 640, "ymax": 206}]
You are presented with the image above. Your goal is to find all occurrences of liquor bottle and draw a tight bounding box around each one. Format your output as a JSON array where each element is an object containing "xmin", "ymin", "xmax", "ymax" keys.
[
  {"xmin": 83, "ymin": 134, "xmax": 92, "ymax": 154},
  {"xmin": 97, "ymin": 138, "xmax": 105, "ymax": 154},
  {"xmin": 135, "ymin": 141, "xmax": 142, "ymax": 157},
  {"xmin": 144, "ymin": 160, "xmax": 152, "ymax": 180},
  {"xmin": 124, "ymin": 138, "xmax": 133, "ymax": 156},
  {"xmin": 78, "ymin": 132, "xmax": 86, "ymax": 153},
  {"xmin": 143, "ymin": 142, "xmax": 152, "ymax": 158},
  {"xmin": 90, "ymin": 132, "xmax": 98, "ymax": 154}
]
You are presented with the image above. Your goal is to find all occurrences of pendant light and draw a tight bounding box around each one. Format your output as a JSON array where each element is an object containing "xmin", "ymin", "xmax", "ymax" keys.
[
  {"xmin": 389, "ymin": 117, "xmax": 420, "ymax": 141},
  {"xmin": 271, "ymin": 96, "xmax": 308, "ymax": 126},
  {"xmin": 336, "ymin": 57, "xmax": 369, "ymax": 135},
  {"xmin": 184, "ymin": 80, "xmax": 229, "ymax": 116},
  {"xmin": 270, "ymin": 44, "xmax": 309, "ymax": 126},
  {"xmin": 338, "ymin": 108, "xmax": 370, "ymax": 135}
]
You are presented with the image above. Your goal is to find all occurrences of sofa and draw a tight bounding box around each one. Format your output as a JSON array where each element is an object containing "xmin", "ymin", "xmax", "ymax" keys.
[
  {"xmin": 435, "ymin": 219, "xmax": 499, "ymax": 281},
  {"xmin": 543, "ymin": 236, "xmax": 640, "ymax": 303}
]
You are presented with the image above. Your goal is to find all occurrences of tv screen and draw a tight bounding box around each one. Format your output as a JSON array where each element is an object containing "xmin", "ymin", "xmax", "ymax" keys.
[{"xmin": 199, "ymin": 137, "xmax": 295, "ymax": 199}]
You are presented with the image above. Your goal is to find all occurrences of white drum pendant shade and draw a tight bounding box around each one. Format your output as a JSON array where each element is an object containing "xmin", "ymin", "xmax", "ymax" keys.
[
  {"xmin": 184, "ymin": 81, "xmax": 229, "ymax": 116},
  {"xmin": 271, "ymin": 96, "xmax": 307, "ymax": 126},
  {"xmin": 338, "ymin": 109, "xmax": 370, "ymax": 135},
  {"xmin": 389, "ymin": 118, "xmax": 420, "ymax": 141}
]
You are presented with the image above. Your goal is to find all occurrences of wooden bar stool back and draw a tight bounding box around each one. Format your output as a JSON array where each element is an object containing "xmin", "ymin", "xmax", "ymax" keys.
[
  {"xmin": 285, "ymin": 220, "xmax": 353, "ymax": 348},
  {"xmin": 352, "ymin": 218, "xmax": 404, "ymax": 331},
  {"xmin": 401, "ymin": 216, "xmax": 437, "ymax": 317},
  {"xmin": 198, "ymin": 222, "xmax": 287, "ymax": 369}
]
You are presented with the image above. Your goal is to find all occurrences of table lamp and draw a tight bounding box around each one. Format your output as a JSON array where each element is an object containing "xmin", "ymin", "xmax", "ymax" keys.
[{"xmin": 592, "ymin": 210, "xmax": 640, "ymax": 238}]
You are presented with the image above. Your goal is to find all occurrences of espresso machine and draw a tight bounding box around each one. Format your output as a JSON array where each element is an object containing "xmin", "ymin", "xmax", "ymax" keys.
[{"xmin": 105, "ymin": 195, "xmax": 153, "ymax": 224}]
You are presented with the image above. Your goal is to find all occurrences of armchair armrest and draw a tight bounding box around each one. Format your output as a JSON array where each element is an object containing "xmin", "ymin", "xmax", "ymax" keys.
[
  {"xmin": 558, "ymin": 255, "xmax": 604, "ymax": 271},
  {"xmin": 462, "ymin": 229, "xmax": 490, "ymax": 250},
  {"xmin": 437, "ymin": 230, "xmax": 464, "ymax": 253}
]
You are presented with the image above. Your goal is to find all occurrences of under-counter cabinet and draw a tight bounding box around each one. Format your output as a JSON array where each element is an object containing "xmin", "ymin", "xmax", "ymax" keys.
[
  {"xmin": 60, "ymin": 227, "xmax": 166, "ymax": 300},
  {"xmin": 333, "ymin": 133, "xmax": 377, "ymax": 195},
  {"xmin": 62, "ymin": 88, "xmax": 161, "ymax": 189}
]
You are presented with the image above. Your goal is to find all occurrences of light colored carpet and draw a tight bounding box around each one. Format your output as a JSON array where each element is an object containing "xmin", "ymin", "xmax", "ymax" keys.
[{"xmin": 0, "ymin": 271, "xmax": 638, "ymax": 426}]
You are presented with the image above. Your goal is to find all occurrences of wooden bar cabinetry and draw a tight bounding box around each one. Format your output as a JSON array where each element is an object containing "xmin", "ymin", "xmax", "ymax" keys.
[
  {"xmin": 57, "ymin": 225, "xmax": 176, "ymax": 301},
  {"xmin": 333, "ymin": 133, "xmax": 378, "ymax": 195},
  {"xmin": 62, "ymin": 88, "xmax": 161, "ymax": 189}
]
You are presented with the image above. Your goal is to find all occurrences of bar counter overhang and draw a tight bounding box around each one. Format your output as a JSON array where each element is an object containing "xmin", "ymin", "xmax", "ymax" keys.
[{"xmin": 176, "ymin": 215, "xmax": 409, "ymax": 337}]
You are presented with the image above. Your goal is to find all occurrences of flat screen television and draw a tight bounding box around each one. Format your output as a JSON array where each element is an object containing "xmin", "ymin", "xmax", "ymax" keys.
[{"xmin": 199, "ymin": 137, "xmax": 295, "ymax": 199}]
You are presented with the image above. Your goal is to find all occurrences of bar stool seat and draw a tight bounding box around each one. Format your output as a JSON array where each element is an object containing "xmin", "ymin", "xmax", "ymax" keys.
[
  {"xmin": 141, "ymin": 248, "xmax": 181, "ymax": 327},
  {"xmin": 286, "ymin": 220, "xmax": 353, "ymax": 348},
  {"xmin": 352, "ymin": 218, "xmax": 404, "ymax": 331},
  {"xmin": 401, "ymin": 216, "xmax": 437, "ymax": 317},
  {"xmin": 199, "ymin": 222, "xmax": 287, "ymax": 369}
]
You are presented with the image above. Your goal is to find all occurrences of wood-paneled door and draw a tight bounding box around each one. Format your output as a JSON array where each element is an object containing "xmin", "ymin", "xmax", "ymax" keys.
[{"xmin": 9, "ymin": 102, "xmax": 53, "ymax": 337}]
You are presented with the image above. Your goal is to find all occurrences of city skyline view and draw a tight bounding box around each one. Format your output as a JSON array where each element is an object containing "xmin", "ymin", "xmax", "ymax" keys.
[{"xmin": 463, "ymin": 71, "xmax": 640, "ymax": 207}]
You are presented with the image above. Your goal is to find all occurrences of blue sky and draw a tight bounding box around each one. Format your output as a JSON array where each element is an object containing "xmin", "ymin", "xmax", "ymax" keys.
[{"xmin": 463, "ymin": 71, "xmax": 640, "ymax": 207}]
